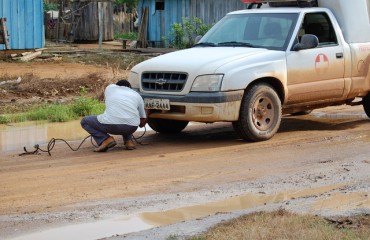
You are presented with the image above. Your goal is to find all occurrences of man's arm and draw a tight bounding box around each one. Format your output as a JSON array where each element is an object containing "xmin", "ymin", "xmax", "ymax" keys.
[{"xmin": 139, "ymin": 109, "xmax": 151, "ymax": 128}]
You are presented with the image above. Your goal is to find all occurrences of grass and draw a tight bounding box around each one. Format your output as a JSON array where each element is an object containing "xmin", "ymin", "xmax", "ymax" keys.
[
  {"xmin": 168, "ymin": 209, "xmax": 370, "ymax": 240},
  {"xmin": 0, "ymin": 96, "xmax": 105, "ymax": 124}
]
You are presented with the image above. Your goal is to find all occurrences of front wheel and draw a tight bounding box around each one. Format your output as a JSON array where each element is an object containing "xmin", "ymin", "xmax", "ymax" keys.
[
  {"xmin": 148, "ymin": 119, "xmax": 189, "ymax": 134},
  {"xmin": 233, "ymin": 83, "xmax": 282, "ymax": 141},
  {"xmin": 362, "ymin": 93, "xmax": 370, "ymax": 118}
]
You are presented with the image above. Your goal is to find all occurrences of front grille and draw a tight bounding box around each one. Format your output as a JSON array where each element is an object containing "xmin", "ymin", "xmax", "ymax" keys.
[{"xmin": 142, "ymin": 72, "xmax": 188, "ymax": 91}]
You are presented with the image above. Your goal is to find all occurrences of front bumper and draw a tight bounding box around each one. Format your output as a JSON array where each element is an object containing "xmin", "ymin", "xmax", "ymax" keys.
[{"xmin": 135, "ymin": 90, "xmax": 244, "ymax": 122}]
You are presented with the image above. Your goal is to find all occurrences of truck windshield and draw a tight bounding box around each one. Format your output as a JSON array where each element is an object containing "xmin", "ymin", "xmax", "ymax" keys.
[{"xmin": 197, "ymin": 13, "xmax": 299, "ymax": 51}]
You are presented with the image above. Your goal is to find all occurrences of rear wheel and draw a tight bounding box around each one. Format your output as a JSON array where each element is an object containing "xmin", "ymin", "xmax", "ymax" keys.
[
  {"xmin": 233, "ymin": 83, "xmax": 282, "ymax": 141},
  {"xmin": 148, "ymin": 119, "xmax": 189, "ymax": 134},
  {"xmin": 362, "ymin": 93, "xmax": 370, "ymax": 118}
]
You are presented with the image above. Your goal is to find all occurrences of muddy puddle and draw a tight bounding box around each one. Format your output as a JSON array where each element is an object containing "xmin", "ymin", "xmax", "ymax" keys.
[
  {"xmin": 313, "ymin": 192, "xmax": 370, "ymax": 211},
  {"xmin": 0, "ymin": 120, "xmax": 150, "ymax": 153},
  {"xmin": 0, "ymin": 120, "xmax": 88, "ymax": 153},
  {"xmin": 10, "ymin": 215, "xmax": 153, "ymax": 240},
  {"xmin": 10, "ymin": 183, "xmax": 370, "ymax": 240}
]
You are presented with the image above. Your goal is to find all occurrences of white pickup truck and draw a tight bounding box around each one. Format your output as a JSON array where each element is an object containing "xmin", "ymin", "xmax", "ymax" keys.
[{"xmin": 128, "ymin": 0, "xmax": 370, "ymax": 141}]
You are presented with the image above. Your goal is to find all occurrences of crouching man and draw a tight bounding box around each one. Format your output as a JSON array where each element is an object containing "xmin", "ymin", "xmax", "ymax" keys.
[{"xmin": 81, "ymin": 79, "xmax": 147, "ymax": 152}]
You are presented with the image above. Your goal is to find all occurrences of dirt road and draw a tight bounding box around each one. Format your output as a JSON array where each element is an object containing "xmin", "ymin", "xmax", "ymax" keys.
[
  {"xmin": 0, "ymin": 49, "xmax": 369, "ymax": 239},
  {"xmin": 1, "ymin": 105, "xmax": 370, "ymax": 239}
]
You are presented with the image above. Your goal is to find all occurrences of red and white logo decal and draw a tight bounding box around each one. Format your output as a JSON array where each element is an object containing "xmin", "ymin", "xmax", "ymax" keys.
[{"xmin": 315, "ymin": 54, "xmax": 329, "ymax": 75}]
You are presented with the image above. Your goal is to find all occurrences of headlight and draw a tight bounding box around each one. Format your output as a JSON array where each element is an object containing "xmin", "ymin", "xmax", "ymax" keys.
[
  {"xmin": 128, "ymin": 71, "xmax": 139, "ymax": 89},
  {"xmin": 191, "ymin": 74, "xmax": 224, "ymax": 92}
]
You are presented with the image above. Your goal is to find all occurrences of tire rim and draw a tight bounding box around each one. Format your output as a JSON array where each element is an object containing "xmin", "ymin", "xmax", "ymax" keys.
[{"xmin": 252, "ymin": 95, "xmax": 275, "ymax": 131}]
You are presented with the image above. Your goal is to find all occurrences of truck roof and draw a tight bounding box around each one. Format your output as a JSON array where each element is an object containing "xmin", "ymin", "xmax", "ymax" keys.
[{"xmin": 228, "ymin": 7, "xmax": 328, "ymax": 15}]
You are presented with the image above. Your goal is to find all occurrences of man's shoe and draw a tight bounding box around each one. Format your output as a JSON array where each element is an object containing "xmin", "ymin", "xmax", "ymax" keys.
[
  {"xmin": 94, "ymin": 136, "xmax": 117, "ymax": 152},
  {"xmin": 125, "ymin": 140, "xmax": 136, "ymax": 150}
]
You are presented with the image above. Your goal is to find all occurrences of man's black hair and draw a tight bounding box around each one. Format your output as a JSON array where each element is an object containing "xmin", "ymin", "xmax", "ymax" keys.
[{"xmin": 116, "ymin": 79, "xmax": 132, "ymax": 88}]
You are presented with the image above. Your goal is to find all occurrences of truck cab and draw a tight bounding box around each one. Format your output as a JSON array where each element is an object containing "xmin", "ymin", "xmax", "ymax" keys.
[{"xmin": 128, "ymin": 0, "xmax": 370, "ymax": 141}]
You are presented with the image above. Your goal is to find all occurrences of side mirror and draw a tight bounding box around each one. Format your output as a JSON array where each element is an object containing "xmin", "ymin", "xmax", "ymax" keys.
[
  {"xmin": 194, "ymin": 35, "xmax": 202, "ymax": 44},
  {"xmin": 293, "ymin": 34, "xmax": 319, "ymax": 51}
]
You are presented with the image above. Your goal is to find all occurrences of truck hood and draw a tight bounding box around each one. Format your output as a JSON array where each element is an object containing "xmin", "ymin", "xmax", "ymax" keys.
[{"xmin": 132, "ymin": 47, "xmax": 269, "ymax": 74}]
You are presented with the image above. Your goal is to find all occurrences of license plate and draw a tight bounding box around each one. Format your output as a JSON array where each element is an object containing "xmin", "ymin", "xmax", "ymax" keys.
[{"xmin": 144, "ymin": 98, "xmax": 170, "ymax": 110}]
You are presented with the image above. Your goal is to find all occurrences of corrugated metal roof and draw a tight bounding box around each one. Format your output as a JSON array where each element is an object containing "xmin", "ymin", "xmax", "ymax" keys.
[{"xmin": 0, "ymin": 0, "xmax": 44, "ymax": 50}]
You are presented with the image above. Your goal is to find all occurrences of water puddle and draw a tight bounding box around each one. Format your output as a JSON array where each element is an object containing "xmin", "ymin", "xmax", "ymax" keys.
[
  {"xmin": 10, "ymin": 215, "xmax": 153, "ymax": 240},
  {"xmin": 0, "ymin": 120, "xmax": 88, "ymax": 153},
  {"xmin": 10, "ymin": 183, "xmax": 366, "ymax": 240},
  {"xmin": 0, "ymin": 120, "xmax": 150, "ymax": 153},
  {"xmin": 140, "ymin": 184, "xmax": 346, "ymax": 226},
  {"xmin": 313, "ymin": 192, "xmax": 370, "ymax": 212}
]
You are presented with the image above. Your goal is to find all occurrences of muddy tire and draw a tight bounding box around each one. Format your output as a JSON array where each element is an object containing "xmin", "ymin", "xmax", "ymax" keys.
[
  {"xmin": 233, "ymin": 83, "xmax": 282, "ymax": 141},
  {"xmin": 362, "ymin": 93, "xmax": 370, "ymax": 118},
  {"xmin": 148, "ymin": 119, "xmax": 189, "ymax": 134}
]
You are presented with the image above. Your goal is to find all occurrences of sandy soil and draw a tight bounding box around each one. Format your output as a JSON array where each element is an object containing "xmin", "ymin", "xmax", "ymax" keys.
[{"xmin": 0, "ymin": 50, "xmax": 369, "ymax": 239}]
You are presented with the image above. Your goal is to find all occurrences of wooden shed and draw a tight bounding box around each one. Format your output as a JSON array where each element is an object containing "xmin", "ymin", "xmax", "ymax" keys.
[
  {"xmin": 0, "ymin": 0, "xmax": 44, "ymax": 50},
  {"xmin": 137, "ymin": 0, "xmax": 249, "ymax": 47},
  {"xmin": 67, "ymin": 0, "xmax": 114, "ymax": 42}
]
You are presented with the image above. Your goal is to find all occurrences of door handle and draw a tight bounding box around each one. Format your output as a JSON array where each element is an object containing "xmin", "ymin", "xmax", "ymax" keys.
[{"xmin": 336, "ymin": 53, "xmax": 343, "ymax": 59}]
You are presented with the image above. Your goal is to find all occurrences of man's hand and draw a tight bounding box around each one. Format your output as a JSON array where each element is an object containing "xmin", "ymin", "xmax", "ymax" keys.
[
  {"xmin": 139, "ymin": 118, "xmax": 147, "ymax": 128},
  {"xmin": 139, "ymin": 109, "xmax": 151, "ymax": 128}
]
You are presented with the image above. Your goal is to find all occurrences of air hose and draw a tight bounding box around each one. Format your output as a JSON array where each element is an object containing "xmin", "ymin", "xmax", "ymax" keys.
[{"xmin": 19, "ymin": 127, "xmax": 147, "ymax": 156}]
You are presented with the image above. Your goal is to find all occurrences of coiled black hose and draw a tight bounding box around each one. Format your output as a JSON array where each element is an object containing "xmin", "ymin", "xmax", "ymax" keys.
[{"xmin": 19, "ymin": 127, "xmax": 147, "ymax": 156}]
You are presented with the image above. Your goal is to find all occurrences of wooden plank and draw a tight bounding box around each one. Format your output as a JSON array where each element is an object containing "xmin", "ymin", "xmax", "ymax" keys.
[
  {"xmin": 0, "ymin": 18, "xmax": 10, "ymax": 49},
  {"xmin": 21, "ymin": 52, "xmax": 32, "ymax": 56},
  {"xmin": 19, "ymin": 51, "xmax": 42, "ymax": 61},
  {"xmin": 99, "ymin": 2, "xmax": 104, "ymax": 48},
  {"xmin": 137, "ymin": 7, "xmax": 148, "ymax": 48},
  {"xmin": 35, "ymin": 48, "xmax": 47, "ymax": 52},
  {"xmin": 0, "ymin": 19, "xmax": 4, "ymax": 43}
]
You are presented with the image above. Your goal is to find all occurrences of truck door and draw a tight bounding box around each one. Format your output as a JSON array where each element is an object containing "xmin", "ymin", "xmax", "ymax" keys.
[{"xmin": 286, "ymin": 12, "xmax": 345, "ymax": 104}]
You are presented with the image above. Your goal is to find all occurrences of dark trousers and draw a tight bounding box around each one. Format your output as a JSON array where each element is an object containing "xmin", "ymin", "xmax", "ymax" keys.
[{"xmin": 81, "ymin": 116, "xmax": 138, "ymax": 146}]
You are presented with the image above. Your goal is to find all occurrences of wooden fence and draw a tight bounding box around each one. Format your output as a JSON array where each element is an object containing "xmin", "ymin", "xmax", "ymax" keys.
[
  {"xmin": 113, "ymin": 12, "xmax": 137, "ymax": 34},
  {"xmin": 45, "ymin": 11, "xmax": 137, "ymax": 41}
]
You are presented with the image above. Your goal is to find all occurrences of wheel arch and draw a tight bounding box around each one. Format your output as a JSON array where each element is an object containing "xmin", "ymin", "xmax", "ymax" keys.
[{"xmin": 244, "ymin": 77, "xmax": 285, "ymax": 104}]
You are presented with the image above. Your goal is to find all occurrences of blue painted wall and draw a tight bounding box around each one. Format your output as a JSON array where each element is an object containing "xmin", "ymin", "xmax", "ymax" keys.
[
  {"xmin": 0, "ymin": 0, "xmax": 44, "ymax": 50},
  {"xmin": 137, "ymin": 0, "xmax": 248, "ymax": 46},
  {"xmin": 138, "ymin": 0, "xmax": 189, "ymax": 46}
]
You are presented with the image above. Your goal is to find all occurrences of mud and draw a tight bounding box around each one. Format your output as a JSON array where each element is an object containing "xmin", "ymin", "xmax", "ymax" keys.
[
  {"xmin": 0, "ymin": 46, "xmax": 369, "ymax": 239},
  {"xmin": 0, "ymin": 105, "xmax": 369, "ymax": 239}
]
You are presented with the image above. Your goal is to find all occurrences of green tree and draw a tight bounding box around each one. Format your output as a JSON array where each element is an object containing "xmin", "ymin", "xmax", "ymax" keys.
[
  {"xmin": 43, "ymin": 0, "xmax": 59, "ymax": 12},
  {"xmin": 113, "ymin": 0, "xmax": 137, "ymax": 13}
]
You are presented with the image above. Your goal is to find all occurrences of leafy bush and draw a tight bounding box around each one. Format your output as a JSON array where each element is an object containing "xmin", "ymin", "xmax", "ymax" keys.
[
  {"xmin": 72, "ymin": 96, "xmax": 104, "ymax": 117},
  {"xmin": 114, "ymin": 32, "xmax": 138, "ymax": 41},
  {"xmin": 0, "ymin": 97, "xmax": 105, "ymax": 124},
  {"xmin": 27, "ymin": 104, "xmax": 73, "ymax": 122},
  {"xmin": 44, "ymin": 1, "xmax": 59, "ymax": 12},
  {"xmin": 0, "ymin": 115, "xmax": 10, "ymax": 124},
  {"xmin": 168, "ymin": 17, "xmax": 214, "ymax": 49}
]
